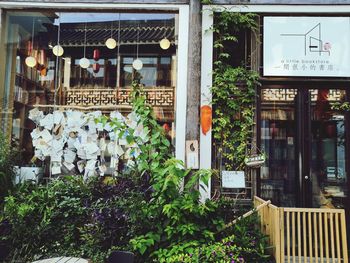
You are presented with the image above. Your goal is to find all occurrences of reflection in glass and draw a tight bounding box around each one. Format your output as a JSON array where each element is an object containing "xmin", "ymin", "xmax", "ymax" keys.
[
  {"xmin": 260, "ymin": 88, "xmax": 348, "ymax": 209},
  {"xmin": 0, "ymin": 11, "xmax": 178, "ymax": 171}
]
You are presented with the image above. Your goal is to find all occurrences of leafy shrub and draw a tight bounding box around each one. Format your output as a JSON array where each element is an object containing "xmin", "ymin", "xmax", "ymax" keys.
[
  {"xmin": 130, "ymin": 160, "xmax": 226, "ymax": 262},
  {"xmin": 166, "ymin": 214, "xmax": 271, "ymax": 263},
  {"xmin": 0, "ymin": 176, "xmax": 144, "ymax": 262},
  {"xmin": 0, "ymin": 133, "xmax": 20, "ymax": 204},
  {"xmin": 0, "ymin": 83, "xmax": 271, "ymax": 262}
]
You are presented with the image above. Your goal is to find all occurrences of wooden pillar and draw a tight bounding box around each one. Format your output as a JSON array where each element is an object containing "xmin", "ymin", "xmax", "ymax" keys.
[
  {"xmin": 185, "ymin": 0, "xmax": 201, "ymax": 162},
  {"xmin": 0, "ymin": 10, "xmax": 15, "ymax": 137},
  {"xmin": 0, "ymin": 8, "xmax": 7, "ymax": 133}
]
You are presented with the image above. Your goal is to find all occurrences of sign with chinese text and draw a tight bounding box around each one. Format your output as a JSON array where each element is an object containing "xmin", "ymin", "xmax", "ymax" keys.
[{"xmin": 263, "ymin": 17, "xmax": 350, "ymax": 77}]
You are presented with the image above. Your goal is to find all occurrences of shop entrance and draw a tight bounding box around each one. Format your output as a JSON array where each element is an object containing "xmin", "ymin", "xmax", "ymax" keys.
[{"xmin": 259, "ymin": 88, "xmax": 349, "ymax": 210}]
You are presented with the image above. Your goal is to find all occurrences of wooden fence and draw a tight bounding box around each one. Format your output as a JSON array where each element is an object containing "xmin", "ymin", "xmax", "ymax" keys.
[{"xmin": 254, "ymin": 196, "xmax": 348, "ymax": 263}]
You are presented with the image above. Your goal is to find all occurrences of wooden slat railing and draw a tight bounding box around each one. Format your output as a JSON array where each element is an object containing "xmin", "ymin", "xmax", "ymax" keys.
[{"xmin": 254, "ymin": 196, "xmax": 348, "ymax": 263}]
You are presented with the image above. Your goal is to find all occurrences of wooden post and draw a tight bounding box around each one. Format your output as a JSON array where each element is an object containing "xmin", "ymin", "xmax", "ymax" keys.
[
  {"xmin": 185, "ymin": 0, "xmax": 201, "ymax": 154},
  {"xmin": 0, "ymin": 9, "xmax": 8, "ymax": 133}
]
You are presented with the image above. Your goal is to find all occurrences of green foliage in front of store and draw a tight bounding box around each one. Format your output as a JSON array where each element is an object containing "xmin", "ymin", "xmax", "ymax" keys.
[
  {"xmin": 206, "ymin": 1, "xmax": 260, "ymax": 170},
  {"xmin": 0, "ymin": 83, "xmax": 271, "ymax": 263}
]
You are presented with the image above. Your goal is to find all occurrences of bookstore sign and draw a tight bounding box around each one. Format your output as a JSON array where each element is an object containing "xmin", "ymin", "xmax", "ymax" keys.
[{"xmin": 263, "ymin": 17, "xmax": 350, "ymax": 77}]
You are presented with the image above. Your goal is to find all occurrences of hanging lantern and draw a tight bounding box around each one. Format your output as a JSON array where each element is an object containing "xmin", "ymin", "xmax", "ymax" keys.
[
  {"xmin": 79, "ymin": 57, "xmax": 90, "ymax": 69},
  {"xmin": 132, "ymin": 59, "xmax": 143, "ymax": 71},
  {"xmin": 200, "ymin": 105, "xmax": 212, "ymax": 135},
  {"xmin": 25, "ymin": 56, "xmax": 37, "ymax": 68},
  {"xmin": 40, "ymin": 65, "xmax": 47, "ymax": 76},
  {"xmin": 52, "ymin": 45, "xmax": 64, "ymax": 57},
  {"xmin": 159, "ymin": 38, "xmax": 171, "ymax": 50},
  {"xmin": 105, "ymin": 38, "xmax": 117, "ymax": 49},
  {"xmin": 132, "ymin": 24, "xmax": 143, "ymax": 71},
  {"xmin": 26, "ymin": 18, "xmax": 37, "ymax": 68},
  {"xmin": 93, "ymin": 49, "xmax": 100, "ymax": 61},
  {"xmin": 79, "ymin": 24, "xmax": 90, "ymax": 69},
  {"xmin": 93, "ymin": 63, "xmax": 100, "ymax": 73}
]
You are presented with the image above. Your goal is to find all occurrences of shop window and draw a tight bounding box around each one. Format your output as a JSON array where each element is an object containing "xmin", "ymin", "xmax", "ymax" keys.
[{"xmin": 0, "ymin": 11, "xmax": 178, "ymax": 171}]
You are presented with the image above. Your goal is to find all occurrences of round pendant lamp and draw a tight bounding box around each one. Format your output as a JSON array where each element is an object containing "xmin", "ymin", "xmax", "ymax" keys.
[
  {"xmin": 105, "ymin": 21, "xmax": 117, "ymax": 49},
  {"xmin": 79, "ymin": 58, "xmax": 90, "ymax": 69},
  {"xmin": 25, "ymin": 18, "xmax": 37, "ymax": 68},
  {"xmin": 159, "ymin": 19, "xmax": 171, "ymax": 50},
  {"xmin": 132, "ymin": 59, "xmax": 143, "ymax": 71},
  {"xmin": 106, "ymin": 38, "xmax": 117, "ymax": 49},
  {"xmin": 132, "ymin": 24, "xmax": 143, "ymax": 71},
  {"xmin": 79, "ymin": 23, "xmax": 90, "ymax": 69},
  {"xmin": 53, "ymin": 45, "xmax": 64, "ymax": 56},
  {"xmin": 25, "ymin": 56, "xmax": 37, "ymax": 68},
  {"xmin": 160, "ymin": 38, "xmax": 171, "ymax": 50}
]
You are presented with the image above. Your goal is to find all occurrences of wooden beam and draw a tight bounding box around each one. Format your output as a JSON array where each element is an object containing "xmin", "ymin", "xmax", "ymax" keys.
[
  {"xmin": 1, "ymin": 0, "xmax": 189, "ymax": 3},
  {"xmin": 211, "ymin": 0, "xmax": 349, "ymax": 4}
]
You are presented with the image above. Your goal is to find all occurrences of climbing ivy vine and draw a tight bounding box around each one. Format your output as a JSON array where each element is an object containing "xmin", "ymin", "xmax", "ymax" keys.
[{"xmin": 204, "ymin": 2, "xmax": 260, "ymax": 170}]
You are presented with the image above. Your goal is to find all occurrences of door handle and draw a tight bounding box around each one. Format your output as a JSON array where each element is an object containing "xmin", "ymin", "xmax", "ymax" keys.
[{"xmin": 304, "ymin": 176, "xmax": 309, "ymax": 180}]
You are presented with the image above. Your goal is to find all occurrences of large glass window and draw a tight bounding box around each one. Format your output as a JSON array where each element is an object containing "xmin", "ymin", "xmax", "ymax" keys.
[{"xmin": 0, "ymin": 11, "xmax": 177, "ymax": 173}]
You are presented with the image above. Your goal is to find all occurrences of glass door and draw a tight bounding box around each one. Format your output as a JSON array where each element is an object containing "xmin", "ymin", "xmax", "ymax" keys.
[
  {"xmin": 310, "ymin": 89, "xmax": 348, "ymax": 209},
  {"xmin": 260, "ymin": 88, "xmax": 348, "ymax": 209},
  {"xmin": 260, "ymin": 88, "xmax": 298, "ymax": 207}
]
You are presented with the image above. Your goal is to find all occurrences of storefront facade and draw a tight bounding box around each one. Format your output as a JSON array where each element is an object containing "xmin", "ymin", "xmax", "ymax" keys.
[
  {"xmin": 2, "ymin": 0, "xmax": 350, "ymax": 212},
  {"xmin": 0, "ymin": 1, "xmax": 190, "ymax": 178},
  {"xmin": 201, "ymin": 3, "xmax": 350, "ymax": 213}
]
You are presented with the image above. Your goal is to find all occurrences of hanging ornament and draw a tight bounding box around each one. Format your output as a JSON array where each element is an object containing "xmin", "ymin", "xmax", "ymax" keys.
[
  {"xmin": 39, "ymin": 65, "xmax": 47, "ymax": 77},
  {"xmin": 93, "ymin": 49, "xmax": 100, "ymax": 61},
  {"xmin": 106, "ymin": 38, "xmax": 117, "ymax": 49},
  {"xmin": 200, "ymin": 105, "xmax": 212, "ymax": 135},
  {"xmin": 132, "ymin": 24, "xmax": 143, "ymax": 71},
  {"xmin": 132, "ymin": 59, "xmax": 143, "ymax": 71},
  {"xmin": 52, "ymin": 45, "xmax": 64, "ymax": 56},
  {"xmin": 159, "ymin": 19, "xmax": 171, "ymax": 50},
  {"xmin": 159, "ymin": 38, "xmax": 171, "ymax": 50},
  {"xmin": 79, "ymin": 58, "xmax": 90, "ymax": 69},
  {"xmin": 25, "ymin": 56, "xmax": 37, "ymax": 68},
  {"xmin": 25, "ymin": 18, "xmax": 37, "ymax": 68},
  {"xmin": 80, "ymin": 23, "xmax": 90, "ymax": 69},
  {"xmin": 105, "ymin": 21, "xmax": 117, "ymax": 49},
  {"xmin": 93, "ymin": 63, "xmax": 100, "ymax": 73}
]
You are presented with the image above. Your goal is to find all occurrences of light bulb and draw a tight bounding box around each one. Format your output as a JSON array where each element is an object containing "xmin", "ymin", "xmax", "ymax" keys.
[
  {"xmin": 79, "ymin": 57, "xmax": 90, "ymax": 69},
  {"xmin": 105, "ymin": 38, "xmax": 117, "ymax": 49},
  {"xmin": 52, "ymin": 45, "xmax": 64, "ymax": 56},
  {"xmin": 132, "ymin": 59, "xmax": 143, "ymax": 70},
  {"xmin": 159, "ymin": 38, "xmax": 171, "ymax": 50},
  {"xmin": 25, "ymin": 56, "xmax": 37, "ymax": 68}
]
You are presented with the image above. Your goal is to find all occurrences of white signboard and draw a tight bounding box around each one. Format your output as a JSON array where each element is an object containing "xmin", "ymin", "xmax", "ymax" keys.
[
  {"xmin": 222, "ymin": 171, "xmax": 245, "ymax": 188},
  {"xmin": 263, "ymin": 17, "xmax": 350, "ymax": 77}
]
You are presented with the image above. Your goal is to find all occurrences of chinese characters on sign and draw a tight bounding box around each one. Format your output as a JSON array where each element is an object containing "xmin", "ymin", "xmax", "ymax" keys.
[
  {"xmin": 264, "ymin": 17, "xmax": 350, "ymax": 77},
  {"xmin": 281, "ymin": 59, "xmax": 334, "ymax": 73}
]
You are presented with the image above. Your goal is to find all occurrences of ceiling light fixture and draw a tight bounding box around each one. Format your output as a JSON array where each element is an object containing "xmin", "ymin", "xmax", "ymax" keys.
[
  {"xmin": 25, "ymin": 18, "xmax": 37, "ymax": 68},
  {"xmin": 132, "ymin": 23, "xmax": 143, "ymax": 71},
  {"xmin": 105, "ymin": 21, "xmax": 117, "ymax": 49},
  {"xmin": 79, "ymin": 23, "xmax": 90, "ymax": 69},
  {"xmin": 159, "ymin": 19, "xmax": 171, "ymax": 50}
]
